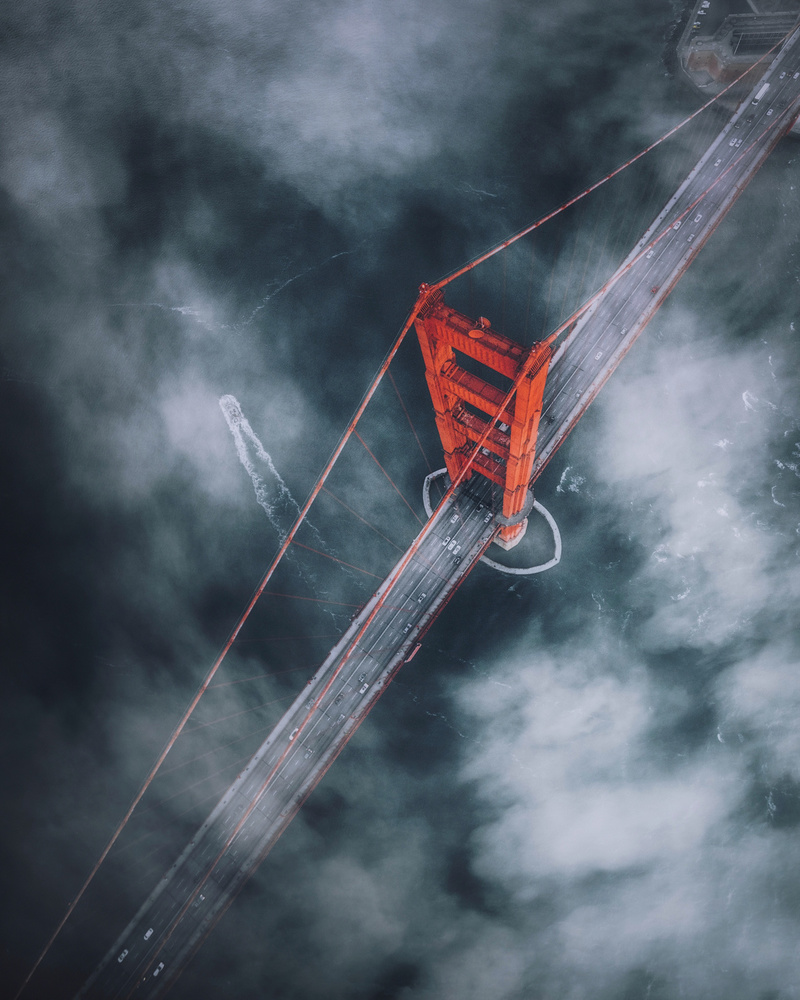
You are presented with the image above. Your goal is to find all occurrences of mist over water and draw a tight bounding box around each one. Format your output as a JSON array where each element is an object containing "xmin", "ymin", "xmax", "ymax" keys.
[{"xmin": 2, "ymin": 1, "xmax": 800, "ymax": 998}]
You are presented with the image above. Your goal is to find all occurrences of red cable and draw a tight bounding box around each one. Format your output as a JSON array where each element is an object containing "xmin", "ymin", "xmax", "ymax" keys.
[
  {"xmin": 291, "ymin": 539, "xmax": 384, "ymax": 579},
  {"xmin": 321, "ymin": 485, "xmax": 405, "ymax": 552},
  {"xmin": 229, "ymin": 633, "xmax": 340, "ymax": 644},
  {"xmin": 263, "ymin": 590, "xmax": 406, "ymax": 612},
  {"xmin": 208, "ymin": 665, "xmax": 317, "ymax": 690},
  {"xmin": 183, "ymin": 695, "xmax": 296, "ymax": 734},
  {"xmin": 387, "ymin": 370, "xmax": 433, "ymax": 473},
  {"xmin": 157, "ymin": 723, "xmax": 276, "ymax": 777},
  {"xmin": 353, "ymin": 430, "xmax": 424, "ymax": 525},
  {"xmin": 262, "ymin": 591, "xmax": 363, "ymax": 607}
]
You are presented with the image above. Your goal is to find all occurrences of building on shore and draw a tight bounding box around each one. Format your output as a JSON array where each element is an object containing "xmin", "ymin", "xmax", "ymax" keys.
[{"xmin": 677, "ymin": 0, "xmax": 800, "ymax": 132}]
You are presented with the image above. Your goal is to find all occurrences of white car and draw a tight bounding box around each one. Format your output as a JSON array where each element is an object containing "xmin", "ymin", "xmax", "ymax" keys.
[
  {"xmin": 117, "ymin": 950, "xmax": 129, "ymax": 964},
  {"xmin": 153, "ymin": 962, "xmax": 165, "ymax": 978}
]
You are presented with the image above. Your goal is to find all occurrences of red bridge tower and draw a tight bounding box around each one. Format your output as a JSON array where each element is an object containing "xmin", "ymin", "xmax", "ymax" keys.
[{"xmin": 415, "ymin": 286, "xmax": 554, "ymax": 548}]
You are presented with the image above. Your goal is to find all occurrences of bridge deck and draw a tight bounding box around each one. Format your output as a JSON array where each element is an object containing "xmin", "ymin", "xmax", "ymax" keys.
[{"xmin": 76, "ymin": 22, "xmax": 800, "ymax": 1000}]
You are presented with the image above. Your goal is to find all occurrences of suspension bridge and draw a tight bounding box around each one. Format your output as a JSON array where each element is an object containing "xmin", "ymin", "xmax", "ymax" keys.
[{"xmin": 15, "ymin": 20, "xmax": 800, "ymax": 1000}]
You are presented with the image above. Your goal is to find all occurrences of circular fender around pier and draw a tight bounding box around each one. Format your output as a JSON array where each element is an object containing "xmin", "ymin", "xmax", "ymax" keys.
[{"xmin": 421, "ymin": 469, "xmax": 561, "ymax": 576}]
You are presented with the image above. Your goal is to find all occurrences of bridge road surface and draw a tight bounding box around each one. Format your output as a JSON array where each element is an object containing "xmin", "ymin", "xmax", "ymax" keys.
[
  {"xmin": 77, "ymin": 478, "xmax": 497, "ymax": 999},
  {"xmin": 75, "ymin": 26, "xmax": 800, "ymax": 1000},
  {"xmin": 528, "ymin": 22, "xmax": 800, "ymax": 486}
]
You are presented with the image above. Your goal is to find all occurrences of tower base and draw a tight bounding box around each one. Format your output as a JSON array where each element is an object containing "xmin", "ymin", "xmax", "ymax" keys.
[
  {"xmin": 492, "ymin": 518, "xmax": 528, "ymax": 550},
  {"xmin": 422, "ymin": 469, "xmax": 561, "ymax": 575}
]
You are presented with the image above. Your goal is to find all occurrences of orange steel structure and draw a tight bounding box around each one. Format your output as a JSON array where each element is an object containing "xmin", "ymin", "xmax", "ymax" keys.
[{"xmin": 415, "ymin": 285, "xmax": 554, "ymax": 547}]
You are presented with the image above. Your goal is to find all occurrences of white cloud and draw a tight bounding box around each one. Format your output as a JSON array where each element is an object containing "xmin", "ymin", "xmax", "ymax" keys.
[
  {"xmin": 577, "ymin": 307, "xmax": 793, "ymax": 651},
  {"xmin": 457, "ymin": 636, "xmax": 738, "ymax": 880},
  {"xmin": 717, "ymin": 642, "xmax": 800, "ymax": 782}
]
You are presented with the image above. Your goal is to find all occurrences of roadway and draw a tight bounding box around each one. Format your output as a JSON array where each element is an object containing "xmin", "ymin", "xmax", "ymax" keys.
[
  {"xmin": 77, "ymin": 478, "xmax": 497, "ymax": 999},
  {"xmin": 529, "ymin": 21, "xmax": 800, "ymax": 484}
]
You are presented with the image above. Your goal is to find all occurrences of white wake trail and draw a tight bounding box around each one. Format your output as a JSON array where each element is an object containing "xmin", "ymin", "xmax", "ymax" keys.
[
  {"xmin": 219, "ymin": 394, "xmax": 301, "ymax": 541},
  {"xmin": 218, "ymin": 395, "xmax": 357, "ymax": 611}
]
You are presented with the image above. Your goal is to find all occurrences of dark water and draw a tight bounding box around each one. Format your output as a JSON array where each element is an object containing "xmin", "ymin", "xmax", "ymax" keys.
[{"xmin": 2, "ymin": 1, "xmax": 800, "ymax": 998}]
